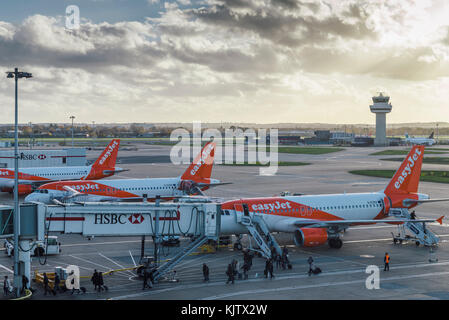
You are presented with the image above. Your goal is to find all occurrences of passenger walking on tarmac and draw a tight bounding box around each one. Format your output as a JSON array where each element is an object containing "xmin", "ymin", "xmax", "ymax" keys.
[
  {"xmin": 54, "ymin": 273, "xmax": 60, "ymax": 293},
  {"xmin": 202, "ymin": 263, "xmax": 209, "ymax": 282},
  {"xmin": 98, "ymin": 272, "xmax": 106, "ymax": 291},
  {"xmin": 43, "ymin": 272, "xmax": 51, "ymax": 295},
  {"xmin": 235, "ymin": 259, "xmax": 241, "ymax": 280},
  {"xmin": 264, "ymin": 259, "xmax": 269, "ymax": 278},
  {"xmin": 267, "ymin": 259, "xmax": 274, "ymax": 279},
  {"xmin": 3, "ymin": 276, "xmax": 12, "ymax": 296},
  {"xmin": 4, "ymin": 239, "xmax": 13, "ymax": 257},
  {"xmin": 282, "ymin": 246, "xmax": 290, "ymax": 269},
  {"xmin": 226, "ymin": 264, "xmax": 234, "ymax": 284},
  {"xmin": 149, "ymin": 268, "xmax": 155, "ymax": 286},
  {"xmin": 307, "ymin": 256, "xmax": 314, "ymax": 276},
  {"xmin": 142, "ymin": 270, "xmax": 152, "ymax": 290},
  {"xmin": 275, "ymin": 254, "xmax": 281, "ymax": 269},
  {"xmin": 243, "ymin": 250, "xmax": 253, "ymax": 270},
  {"xmin": 21, "ymin": 274, "xmax": 29, "ymax": 295},
  {"xmin": 242, "ymin": 263, "xmax": 249, "ymax": 280},
  {"xmin": 384, "ymin": 253, "xmax": 390, "ymax": 271},
  {"xmin": 91, "ymin": 269, "xmax": 99, "ymax": 291}
]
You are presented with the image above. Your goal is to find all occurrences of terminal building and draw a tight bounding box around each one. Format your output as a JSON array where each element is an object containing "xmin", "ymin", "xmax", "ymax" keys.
[{"xmin": 0, "ymin": 148, "xmax": 86, "ymax": 168}]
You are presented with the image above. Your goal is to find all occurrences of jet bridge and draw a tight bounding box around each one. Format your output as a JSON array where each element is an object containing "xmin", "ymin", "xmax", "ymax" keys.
[
  {"xmin": 40, "ymin": 202, "xmax": 220, "ymax": 238},
  {"xmin": 0, "ymin": 201, "xmax": 221, "ymax": 288}
]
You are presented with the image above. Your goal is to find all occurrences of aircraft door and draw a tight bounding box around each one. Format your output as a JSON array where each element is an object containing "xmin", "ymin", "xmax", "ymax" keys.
[
  {"xmin": 242, "ymin": 203, "xmax": 250, "ymax": 216},
  {"xmin": 234, "ymin": 203, "xmax": 243, "ymax": 223}
]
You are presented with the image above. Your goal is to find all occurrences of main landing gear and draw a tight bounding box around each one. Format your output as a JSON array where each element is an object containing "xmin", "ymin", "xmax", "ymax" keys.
[{"xmin": 328, "ymin": 238, "xmax": 343, "ymax": 249}]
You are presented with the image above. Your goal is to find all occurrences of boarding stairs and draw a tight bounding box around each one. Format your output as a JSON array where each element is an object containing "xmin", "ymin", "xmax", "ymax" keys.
[
  {"xmin": 240, "ymin": 214, "xmax": 282, "ymax": 259},
  {"xmin": 389, "ymin": 208, "xmax": 439, "ymax": 246},
  {"xmin": 152, "ymin": 235, "xmax": 208, "ymax": 282}
]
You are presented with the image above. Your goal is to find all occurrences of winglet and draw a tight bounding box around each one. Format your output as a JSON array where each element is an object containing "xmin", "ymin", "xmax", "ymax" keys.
[{"xmin": 436, "ymin": 216, "xmax": 444, "ymax": 225}]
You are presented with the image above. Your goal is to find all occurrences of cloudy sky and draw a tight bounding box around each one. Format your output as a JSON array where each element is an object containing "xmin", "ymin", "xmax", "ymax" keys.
[{"xmin": 0, "ymin": 0, "xmax": 448, "ymax": 124}]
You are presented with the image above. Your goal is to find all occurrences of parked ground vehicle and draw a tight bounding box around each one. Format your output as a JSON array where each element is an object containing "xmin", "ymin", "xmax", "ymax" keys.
[{"xmin": 4, "ymin": 235, "xmax": 61, "ymax": 256}]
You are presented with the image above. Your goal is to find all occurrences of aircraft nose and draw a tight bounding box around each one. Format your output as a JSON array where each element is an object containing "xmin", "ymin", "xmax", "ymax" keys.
[
  {"xmin": 24, "ymin": 193, "xmax": 36, "ymax": 203},
  {"xmin": 25, "ymin": 192, "xmax": 45, "ymax": 203}
]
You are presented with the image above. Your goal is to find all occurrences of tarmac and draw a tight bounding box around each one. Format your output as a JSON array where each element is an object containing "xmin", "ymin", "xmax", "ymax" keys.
[{"xmin": 1, "ymin": 143, "xmax": 449, "ymax": 300}]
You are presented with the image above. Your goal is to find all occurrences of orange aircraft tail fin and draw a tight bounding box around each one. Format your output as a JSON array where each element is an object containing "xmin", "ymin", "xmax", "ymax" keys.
[{"xmin": 181, "ymin": 142, "xmax": 216, "ymax": 183}]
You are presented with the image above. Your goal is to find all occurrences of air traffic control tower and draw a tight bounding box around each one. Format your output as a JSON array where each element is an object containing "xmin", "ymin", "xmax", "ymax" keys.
[{"xmin": 370, "ymin": 92, "xmax": 392, "ymax": 146}]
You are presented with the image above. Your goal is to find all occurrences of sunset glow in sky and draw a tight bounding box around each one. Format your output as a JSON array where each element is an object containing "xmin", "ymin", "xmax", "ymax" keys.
[{"xmin": 0, "ymin": 0, "xmax": 448, "ymax": 124}]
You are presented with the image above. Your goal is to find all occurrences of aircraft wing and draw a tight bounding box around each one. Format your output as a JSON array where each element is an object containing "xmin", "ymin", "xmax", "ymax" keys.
[
  {"xmin": 292, "ymin": 216, "xmax": 444, "ymax": 229},
  {"xmin": 61, "ymin": 185, "xmax": 87, "ymax": 199},
  {"xmin": 102, "ymin": 168, "xmax": 129, "ymax": 175},
  {"xmin": 197, "ymin": 182, "xmax": 233, "ymax": 188},
  {"xmin": 98, "ymin": 195, "xmax": 183, "ymax": 202}
]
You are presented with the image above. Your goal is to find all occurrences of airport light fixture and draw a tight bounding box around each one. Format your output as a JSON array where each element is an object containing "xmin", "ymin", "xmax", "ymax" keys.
[
  {"xmin": 5, "ymin": 68, "xmax": 33, "ymax": 296},
  {"xmin": 70, "ymin": 115, "xmax": 75, "ymax": 146}
]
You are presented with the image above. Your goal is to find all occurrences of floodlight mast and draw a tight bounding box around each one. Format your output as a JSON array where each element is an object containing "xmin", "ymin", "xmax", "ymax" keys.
[{"xmin": 5, "ymin": 67, "xmax": 32, "ymax": 297}]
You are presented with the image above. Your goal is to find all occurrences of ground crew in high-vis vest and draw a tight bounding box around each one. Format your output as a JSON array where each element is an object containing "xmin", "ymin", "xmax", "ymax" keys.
[{"xmin": 384, "ymin": 253, "xmax": 390, "ymax": 271}]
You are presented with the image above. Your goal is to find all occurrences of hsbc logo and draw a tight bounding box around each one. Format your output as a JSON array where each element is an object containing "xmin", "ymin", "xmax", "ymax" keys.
[
  {"xmin": 128, "ymin": 214, "xmax": 144, "ymax": 224},
  {"xmin": 94, "ymin": 213, "xmax": 145, "ymax": 225},
  {"xmin": 19, "ymin": 153, "xmax": 47, "ymax": 160}
]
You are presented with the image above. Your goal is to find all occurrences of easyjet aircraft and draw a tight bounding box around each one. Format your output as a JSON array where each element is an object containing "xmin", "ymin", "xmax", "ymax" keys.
[
  {"xmin": 0, "ymin": 139, "xmax": 125, "ymax": 195},
  {"xmin": 25, "ymin": 142, "xmax": 226, "ymax": 203},
  {"xmin": 219, "ymin": 146, "xmax": 445, "ymax": 249}
]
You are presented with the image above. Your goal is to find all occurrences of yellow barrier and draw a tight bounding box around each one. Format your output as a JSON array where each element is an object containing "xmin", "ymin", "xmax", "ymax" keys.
[
  {"xmin": 34, "ymin": 265, "xmax": 146, "ymax": 285},
  {"xmin": 11, "ymin": 289, "xmax": 32, "ymax": 300}
]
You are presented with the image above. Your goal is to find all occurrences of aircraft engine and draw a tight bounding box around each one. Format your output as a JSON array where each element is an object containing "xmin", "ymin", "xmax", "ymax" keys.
[
  {"xmin": 294, "ymin": 228, "xmax": 328, "ymax": 247},
  {"xmin": 178, "ymin": 180, "xmax": 197, "ymax": 195}
]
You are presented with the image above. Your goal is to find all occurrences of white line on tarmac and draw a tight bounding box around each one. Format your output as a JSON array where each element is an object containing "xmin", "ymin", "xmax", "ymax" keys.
[
  {"xmin": 129, "ymin": 251, "xmax": 137, "ymax": 267},
  {"xmin": 67, "ymin": 254, "xmax": 131, "ymax": 278},
  {"xmin": 98, "ymin": 253, "xmax": 135, "ymax": 277},
  {"xmin": 108, "ymin": 258, "xmax": 449, "ymax": 300},
  {"xmin": 202, "ymin": 270, "xmax": 449, "ymax": 300},
  {"xmin": 0, "ymin": 264, "xmax": 13, "ymax": 273},
  {"xmin": 69, "ymin": 255, "xmax": 112, "ymax": 270},
  {"xmin": 344, "ymin": 233, "xmax": 449, "ymax": 244}
]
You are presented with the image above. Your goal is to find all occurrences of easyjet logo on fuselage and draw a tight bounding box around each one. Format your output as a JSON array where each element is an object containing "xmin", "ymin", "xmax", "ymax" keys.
[
  {"xmin": 99, "ymin": 141, "xmax": 118, "ymax": 165},
  {"xmin": 394, "ymin": 148, "xmax": 422, "ymax": 190},
  {"xmin": 251, "ymin": 201, "xmax": 292, "ymax": 212},
  {"xmin": 70, "ymin": 183, "xmax": 100, "ymax": 192},
  {"xmin": 190, "ymin": 143, "xmax": 214, "ymax": 176}
]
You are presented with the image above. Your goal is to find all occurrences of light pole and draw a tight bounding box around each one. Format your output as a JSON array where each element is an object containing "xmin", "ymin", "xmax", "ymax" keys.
[
  {"xmin": 92, "ymin": 121, "xmax": 95, "ymax": 147},
  {"xmin": 6, "ymin": 68, "xmax": 32, "ymax": 296},
  {"xmin": 28, "ymin": 122, "xmax": 33, "ymax": 149},
  {"xmin": 70, "ymin": 115, "xmax": 75, "ymax": 147}
]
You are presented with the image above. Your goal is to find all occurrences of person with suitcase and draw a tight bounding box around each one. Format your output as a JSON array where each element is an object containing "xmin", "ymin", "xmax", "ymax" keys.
[{"xmin": 307, "ymin": 256, "xmax": 314, "ymax": 276}]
